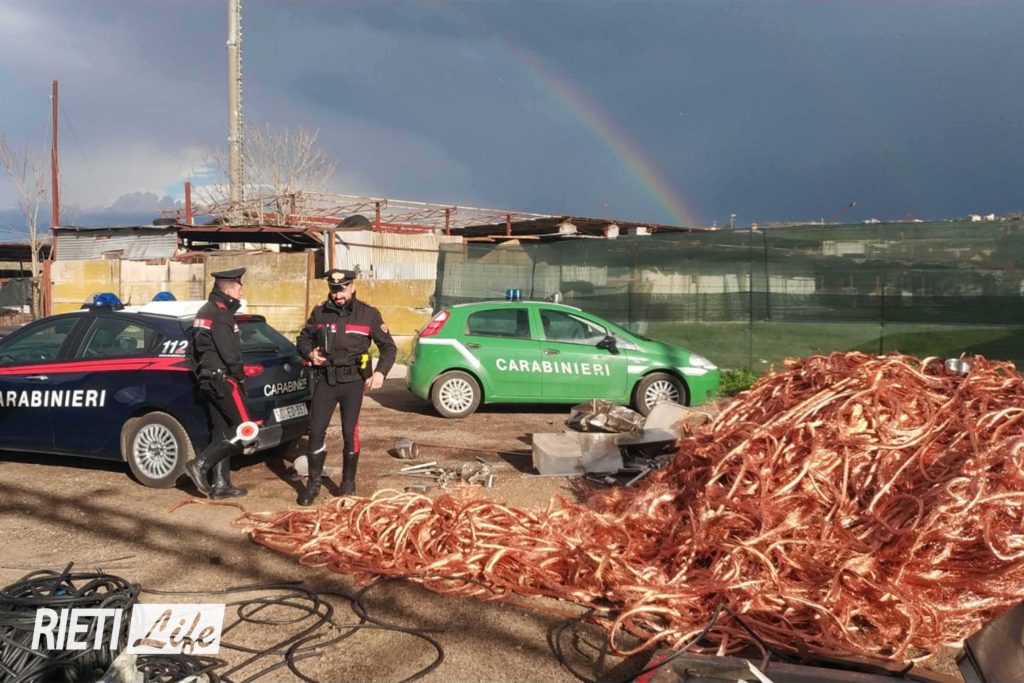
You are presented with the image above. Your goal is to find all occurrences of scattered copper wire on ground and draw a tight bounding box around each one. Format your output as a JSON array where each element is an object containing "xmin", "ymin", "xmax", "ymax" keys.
[{"xmin": 238, "ymin": 352, "xmax": 1024, "ymax": 662}]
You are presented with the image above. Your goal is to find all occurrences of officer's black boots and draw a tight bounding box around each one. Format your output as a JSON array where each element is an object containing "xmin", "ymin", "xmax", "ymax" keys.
[
  {"xmin": 210, "ymin": 459, "xmax": 247, "ymax": 499},
  {"xmin": 297, "ymin": 447, "xmax": 327, "ymax": 506},
  {"xmin": 339, "ymin": 451, "xmax": 359, "ymax": 495},
  {"xmin": 184, "ymin": 457, "xmax": 213, "ymax": 496},
  {"xmin": 297, "ymin": 477, "xmax": 321, "ymax": 506}
]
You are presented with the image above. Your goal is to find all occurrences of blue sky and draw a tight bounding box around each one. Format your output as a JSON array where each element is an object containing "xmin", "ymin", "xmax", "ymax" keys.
[{"xmin": 1, "ymin": 0, "xmax": 1022, "ymax": 229}]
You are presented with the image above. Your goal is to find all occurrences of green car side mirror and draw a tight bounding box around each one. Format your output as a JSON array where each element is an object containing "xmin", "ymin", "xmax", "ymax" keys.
[{"xmin": 596, "ymin": 334, "xmax": 619, "ymax": 355}]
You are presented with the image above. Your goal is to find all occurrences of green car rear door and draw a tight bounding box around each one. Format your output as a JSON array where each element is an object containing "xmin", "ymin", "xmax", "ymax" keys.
[{"xmin": 462, "ymin": 306, "xmax": 542, "ymax": 400}]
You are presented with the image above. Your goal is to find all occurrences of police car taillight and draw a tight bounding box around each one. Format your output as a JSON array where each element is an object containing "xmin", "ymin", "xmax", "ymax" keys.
[
  {"xmin": 419, "ymin": 310, "xmax": 450, "ymax": 337},
  {"xmin": 243, "ymin": 364, "xmax": 264, "ymax": 377}
]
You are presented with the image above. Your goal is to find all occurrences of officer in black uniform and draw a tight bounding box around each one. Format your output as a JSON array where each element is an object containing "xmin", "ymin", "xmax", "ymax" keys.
[
  {"xmin": 295, "ymin": 268, "xmax": 396, "ymax": 505},
  {"xmin": 183, "ymin": 267, "xmax": 251, "ymax": 499}
]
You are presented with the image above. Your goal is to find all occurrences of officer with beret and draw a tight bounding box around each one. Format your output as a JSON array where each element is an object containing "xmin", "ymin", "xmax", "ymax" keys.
[
  {"xmin": 295, "ymin": 268, "xmax": 396, "ymax": 505},
  {"xmin": 183, "ymin": 267, "xmax": 250, "ymax": 499}
]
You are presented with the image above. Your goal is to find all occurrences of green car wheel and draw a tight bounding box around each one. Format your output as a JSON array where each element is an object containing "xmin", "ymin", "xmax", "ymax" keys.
[
  {"xmin": 430, "ymin": 370, "xmax": 482, "ymax": 418},
  {"xmin": 634, "ymin": 372, "xmax": 687, "ymax": 416}
]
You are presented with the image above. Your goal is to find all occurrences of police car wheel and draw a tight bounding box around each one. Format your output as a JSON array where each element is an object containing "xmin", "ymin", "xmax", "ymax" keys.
[
  {"xmin": 123, "ymin": 412, "xmax": 195, "ymax": 488},
  {"xmin": 430, "ymin": 371, "xmax": 481, "ymax": 419},
  {"xmin": 634, "ymin": 372, "xmax": 687, "ymax": 416}
]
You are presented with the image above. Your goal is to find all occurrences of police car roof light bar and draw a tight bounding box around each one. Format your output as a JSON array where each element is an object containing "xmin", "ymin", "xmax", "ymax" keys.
[{"xmin": 84, "ymin": 292, "xmax": 124, "ymax": 311}]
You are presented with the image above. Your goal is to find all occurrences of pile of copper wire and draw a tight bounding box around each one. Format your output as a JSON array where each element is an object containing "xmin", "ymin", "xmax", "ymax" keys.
[{"xmin": 239, "ymin": 352, "xmax": 1024, "ymax": 661}]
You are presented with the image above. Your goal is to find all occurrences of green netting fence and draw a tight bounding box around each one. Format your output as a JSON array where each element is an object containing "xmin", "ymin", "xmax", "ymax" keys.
[{"xmin": 434, "ymin": 221, "xmax": 1024, "ymax": 370}]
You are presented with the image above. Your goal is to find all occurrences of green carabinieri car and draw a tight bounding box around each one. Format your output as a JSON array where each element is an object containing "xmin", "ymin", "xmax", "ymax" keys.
[{"xmin": 407, "ymin": 301, "xmax": 720, "ymax": 418}]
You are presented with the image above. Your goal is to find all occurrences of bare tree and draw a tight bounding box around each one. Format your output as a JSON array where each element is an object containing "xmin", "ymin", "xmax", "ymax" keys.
[
  {"xmin": 195, "ymin": 123, "xmax": 338, "ymax": 226},
  {"xmin": 0, "ymin": 136, "xmax": 48, "ymax": 318}
]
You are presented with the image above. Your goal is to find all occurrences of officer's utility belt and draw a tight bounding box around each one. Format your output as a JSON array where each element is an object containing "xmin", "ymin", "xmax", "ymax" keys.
[
  {"xmin": 197, "ymin": 367, "xmax": 227, "ymax": 382},
  {"xmin": 319, "ymin": 354, "xmax": 371, "ymax": 385}
]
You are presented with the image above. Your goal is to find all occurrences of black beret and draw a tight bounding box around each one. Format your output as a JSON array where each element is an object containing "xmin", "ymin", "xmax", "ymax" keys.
[
  {"xmin": 325, "ymin": 269, "xmax": 356, "ymax": 290},
  {"xmin": 211, "ymin": 267, "xmax": 246, "ymax": 283}
]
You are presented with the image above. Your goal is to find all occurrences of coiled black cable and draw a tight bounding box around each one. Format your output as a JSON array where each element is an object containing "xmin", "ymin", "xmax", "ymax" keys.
[{"xmin": 0, "ymin": 563, "xmax": 139, "ymax": 683}]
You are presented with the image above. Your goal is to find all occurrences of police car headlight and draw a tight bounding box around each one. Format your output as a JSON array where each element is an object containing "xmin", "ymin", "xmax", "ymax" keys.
[{"xmin": 688, "ymin": 354, "xmax": 717, "ymax": 370}]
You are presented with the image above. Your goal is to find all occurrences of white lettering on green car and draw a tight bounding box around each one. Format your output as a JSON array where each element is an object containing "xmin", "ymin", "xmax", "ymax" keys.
[{"xmin": 495, "ymin": 358, "xmax": 610, "ymax": 376}]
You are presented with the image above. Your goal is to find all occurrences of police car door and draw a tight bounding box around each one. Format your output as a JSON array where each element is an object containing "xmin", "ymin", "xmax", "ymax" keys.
[
  {"xmin": 0, "ymin": 315, "xmax": 85, "ymax": 452},
  {"xmin": 537, "ymin": 309, "xmax": 628, "ymax": 401},
  {"xmin": 48, "ymin": 315, "xmax": 167, "ymax": 457},
  {"xmin": 463, "ymin": 306, "xmax": 541, "ymax": 400}
]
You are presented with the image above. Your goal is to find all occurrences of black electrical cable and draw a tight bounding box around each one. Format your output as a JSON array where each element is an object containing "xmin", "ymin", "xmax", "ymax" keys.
[
  {"xmin": 547, "ymin": 603, "xmax": 727, "ymax": 683},
  {"xmin": 141, "ymin": 578, "xmax": 450, "ymax": 683},
  {"xmin": 0, "ymin": 563, "xmax": 140, "ymax": 683}
]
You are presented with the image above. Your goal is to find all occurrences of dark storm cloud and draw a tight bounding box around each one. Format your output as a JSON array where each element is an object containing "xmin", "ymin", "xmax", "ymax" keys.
[{"xmin": 1, "ymin": 0, "xmax": 1022, "ymax": 226}]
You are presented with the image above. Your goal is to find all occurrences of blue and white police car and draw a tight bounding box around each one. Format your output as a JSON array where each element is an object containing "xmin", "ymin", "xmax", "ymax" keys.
[{"xmin": 0, "ymin": 295, "xmax": 310, "ymax": 487}]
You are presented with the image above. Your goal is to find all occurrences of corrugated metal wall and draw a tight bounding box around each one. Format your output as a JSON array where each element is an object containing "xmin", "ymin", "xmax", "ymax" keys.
[
  {"xmin": 332, "ymin": 230, "xmax": 461, "ymax": 280},
  {"xmin": 54, "ymin": 229, "xmax": 178, "ymax": 260}
]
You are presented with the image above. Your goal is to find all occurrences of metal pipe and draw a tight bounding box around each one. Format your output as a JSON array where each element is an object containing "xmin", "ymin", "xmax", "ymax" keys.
[
  {"xmin": 227, "ymin": 0, "xmax": 244, "ymax": 222},
  {"xmin": 50, "ymin": 80, "xmax": 59, "ymax": 231}
]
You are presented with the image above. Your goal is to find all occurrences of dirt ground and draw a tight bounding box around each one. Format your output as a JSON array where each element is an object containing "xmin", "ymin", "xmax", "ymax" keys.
[
  {"xmin": 0, "ymin": 369, "xmax": 964, "ymax": 682},
  {"xmin": 0, "ymin": 369, "xmax": 650, "ymax": 682}
]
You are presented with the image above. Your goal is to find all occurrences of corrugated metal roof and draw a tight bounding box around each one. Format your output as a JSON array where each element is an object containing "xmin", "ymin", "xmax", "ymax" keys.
[{"xmin": 54, "ymin": 227, "xmax": 178, "ymax": 260}]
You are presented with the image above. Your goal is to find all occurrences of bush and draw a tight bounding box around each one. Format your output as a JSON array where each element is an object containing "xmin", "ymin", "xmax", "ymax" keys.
[{"xmin": 719, "ymin": 368, "xmax": 759, "ymax": 396}]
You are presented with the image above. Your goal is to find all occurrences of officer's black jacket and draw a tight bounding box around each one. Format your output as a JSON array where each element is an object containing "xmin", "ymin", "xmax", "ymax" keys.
[
  {"xmin": 191, "ymin": 289, "xmax": 245, "ymax": 381},
  {"xmin": 296, "ymin": 295, "xmax": 397, "ymax": 378}
]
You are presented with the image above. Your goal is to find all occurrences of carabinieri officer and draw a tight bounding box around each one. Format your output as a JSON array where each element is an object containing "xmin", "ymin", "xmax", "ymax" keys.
[
  {"xmin": 184, "ymin": 267, "xmax": 250, "ymax": 499},
  {"xmin": 295, "ymin": 269, "xmax": 396, "ymax": 505}
]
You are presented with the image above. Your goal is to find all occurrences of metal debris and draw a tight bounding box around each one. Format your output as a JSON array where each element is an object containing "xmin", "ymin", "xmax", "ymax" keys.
[{"xmin": 395, "ymin": 460, "xmax": 496, "ymax": 490}]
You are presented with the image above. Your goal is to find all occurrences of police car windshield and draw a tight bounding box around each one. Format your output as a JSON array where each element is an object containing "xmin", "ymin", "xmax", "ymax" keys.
[{"xmin": 238, "ymin": 319, "xmax": 294, "ymax": 354}]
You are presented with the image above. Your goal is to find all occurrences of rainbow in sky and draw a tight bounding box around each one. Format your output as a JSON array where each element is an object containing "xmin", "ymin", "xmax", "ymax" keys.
[{"xmin": 498, "ymin": 39, "xmax": 699, "ymax": 227}]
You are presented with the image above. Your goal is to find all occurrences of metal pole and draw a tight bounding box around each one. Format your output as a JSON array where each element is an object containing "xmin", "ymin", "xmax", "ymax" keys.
[
  {"xmin": 762, "ymin": 229, "xmax": 771, "ymax": 320},
  {"xmin": 50, "ymin": 80, "xmax": 60, "ymax": 231},
  {"xmin": 227, "ymin": 0, "xmax": 243, "ymax": 223}
]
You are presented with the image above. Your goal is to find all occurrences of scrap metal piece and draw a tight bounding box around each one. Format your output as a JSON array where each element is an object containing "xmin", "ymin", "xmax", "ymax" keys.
[
  {"xmin": 399, "ymin": 461, "xmax": 438, "ymax": 473},
  {"xmin": 566, "ymin": 399, "xmax": 645, "ymax": 434},
  {"xmin": 532, "ymin": 432, "xmax": 624, "ymax": 475},
  {"xmin": 394, "ymin": 437, "xmax": 420, "ymax": 460}
]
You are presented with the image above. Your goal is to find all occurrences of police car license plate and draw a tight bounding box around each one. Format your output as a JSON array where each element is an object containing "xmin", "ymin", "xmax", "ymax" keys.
[{"xmin": 273, "ymin": 403, "xmax": 308, "ymax": 422}]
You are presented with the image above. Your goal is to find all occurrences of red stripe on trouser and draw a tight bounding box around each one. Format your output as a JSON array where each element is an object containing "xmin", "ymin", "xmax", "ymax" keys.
[
  {"xmin": 353, "ymin": 382, "xmax": 365, "ymax": 452},
  {"xmin": 226, "ymin": 378, "xmax": 251, "ymax": 421}
]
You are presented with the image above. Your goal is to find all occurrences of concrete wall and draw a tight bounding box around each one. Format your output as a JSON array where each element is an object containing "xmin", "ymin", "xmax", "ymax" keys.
[{"xmin": 50, "ymin": 253, "xmax": 435, "ymax": 359}]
